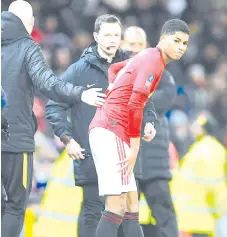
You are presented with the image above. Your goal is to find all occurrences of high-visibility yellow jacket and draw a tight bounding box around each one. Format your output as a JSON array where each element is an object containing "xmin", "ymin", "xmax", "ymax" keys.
[
  {"xmin": 33, "ymin": 151, "xmax": 83, "ymax": 237},
  {"xmin": 171, "ymin": 136, "xmax": 227, "ymax": 233}
]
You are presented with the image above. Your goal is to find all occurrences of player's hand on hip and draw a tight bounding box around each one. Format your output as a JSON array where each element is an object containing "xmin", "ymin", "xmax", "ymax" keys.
[
  {"xmin": 66, "ymin": 139, "xmax": 85, "ymax": 160},
  {"xmin": 118, "ymin": 150, "xmax": 137, "ymax": 179},
  {"xmin": 81, "ymin": 88, "xmax": 107, "ymax": 107},
  {"xmin": 142, "ymin": 122, "xmax": 156, "ymax": 142}
]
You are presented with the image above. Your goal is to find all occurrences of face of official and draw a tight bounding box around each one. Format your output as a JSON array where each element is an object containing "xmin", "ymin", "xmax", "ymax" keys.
[
  {"xmin": 94, "ymin": 22, "xmax": 122, "ymax": 56},
  {"xmin": 123, "ymin": 29, "xmax": 147, "ymax": 53},
  {"xmin": 161, "ymin": 31, "xmax": 189, "ymax": 60}
]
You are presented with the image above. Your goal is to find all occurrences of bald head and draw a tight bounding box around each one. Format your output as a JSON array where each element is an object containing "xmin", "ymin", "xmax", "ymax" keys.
[
  {"xmin": 123, "ymin": 26, "xmax": 147, "ymax": 53},
  {"xmin": 9, "ymin": 0, "xmax": 34, "ymax": 34}
]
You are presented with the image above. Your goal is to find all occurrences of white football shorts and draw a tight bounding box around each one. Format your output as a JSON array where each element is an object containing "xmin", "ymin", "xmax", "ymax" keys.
[{"xmin": 89, "ymin": 127, "xmax": 137, "ymax": 196}]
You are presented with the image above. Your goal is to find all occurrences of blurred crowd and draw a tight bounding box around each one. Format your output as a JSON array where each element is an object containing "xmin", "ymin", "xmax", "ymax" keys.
[{"xmin": 2, "ymin": 0, "xmax": 227, "ymax": 207}]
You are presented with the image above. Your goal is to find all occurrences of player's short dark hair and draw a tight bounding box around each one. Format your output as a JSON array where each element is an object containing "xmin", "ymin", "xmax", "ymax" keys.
[
  {"xmin": 94, "ymin": 14, "xmax": 121, "ymax": 33},
  {"xmin": 161, "ymin": 19, "xmax": 190, "ymax": 36}
]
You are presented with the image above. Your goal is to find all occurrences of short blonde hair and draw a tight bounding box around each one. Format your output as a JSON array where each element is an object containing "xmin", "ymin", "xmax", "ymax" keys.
[{"xmin": 123, "ymin": 26, "xmax": 147, "ymax": 42}]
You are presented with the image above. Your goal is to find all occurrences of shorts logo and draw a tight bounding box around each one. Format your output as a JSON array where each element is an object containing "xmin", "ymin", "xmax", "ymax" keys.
[{"xmin": 145, "ymin": 74, "xmax": 155, "ymax": 91}]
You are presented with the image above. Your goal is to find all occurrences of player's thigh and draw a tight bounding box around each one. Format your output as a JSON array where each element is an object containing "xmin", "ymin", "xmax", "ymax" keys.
[
  {"xmin": 126, "ymin": 190, "xmax": 139, "ymax": 213},
  {"xmin": 89, "ymin": 128, "xmax": 119, "ymax": 169},
  {"xmin": 89, "ymin": 128, "xmax": 124, "ymax": 193},
  {"xmin": 105, "ymin": 192, "xmax": 127, "ymax": 216}
]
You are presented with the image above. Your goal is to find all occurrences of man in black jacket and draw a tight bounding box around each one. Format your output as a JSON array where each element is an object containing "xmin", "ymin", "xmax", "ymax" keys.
[
  {"xmin": 139, "ymin": 70, "xmax": 178, "ymax": 237},
  {"xmin": 46, "ymin": 14, "xmax": 157, "ymax": 237},
  {"xmin": 1, "ymin": 1, "xmax": 106, "ymax": 237},
  {"xmin": 122, "ymin": 26, "xmax": 179, "ymax": 237}
]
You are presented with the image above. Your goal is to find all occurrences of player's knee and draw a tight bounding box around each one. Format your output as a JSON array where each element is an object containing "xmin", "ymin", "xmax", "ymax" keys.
[
  {"xmin": 126, "ymin": 191, "xmax": 139, "ymax": 213},
  {"xmin": 105, "ymin": 194, "xmax": 127, "ymax": 216},
  {"xmin": 126, "ymin": 203, "xmax": 139, "ymax": 213}
]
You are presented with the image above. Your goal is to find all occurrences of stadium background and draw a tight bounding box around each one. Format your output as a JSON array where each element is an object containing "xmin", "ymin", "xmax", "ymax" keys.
[{"xmin": 1, "ymin": 0, "xmax": 227, "ymax": 236}]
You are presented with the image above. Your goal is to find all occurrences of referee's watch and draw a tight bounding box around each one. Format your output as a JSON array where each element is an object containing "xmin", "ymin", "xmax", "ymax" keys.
[{"xmin": 60, "ymin": 134, "xmax": 71, "ymax": 146}]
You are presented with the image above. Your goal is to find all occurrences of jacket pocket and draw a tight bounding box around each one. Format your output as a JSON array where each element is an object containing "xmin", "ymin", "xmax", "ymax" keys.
[{"xmin": 32, "ymin": 111, "xmax": 38, "ymax": 133}]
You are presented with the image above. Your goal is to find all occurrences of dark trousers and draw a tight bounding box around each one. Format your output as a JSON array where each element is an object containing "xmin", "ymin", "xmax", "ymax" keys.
[
  {"xmin": 1, "ymin": 152, "xmax": 33, "ymax": 237},
  {"xmin": 77, "ymin": 182, "xmax": 139, "ymax": 237},
  {"xmin": 78, "ymin": 184, "xmax": 105, "ymax": 237},
  {"xmin": 77, "ymin": 179, "xmax": 178, "ymax": 237},
  {"xmin": 139, "ymin": 179, "xmax": 179, "ymax": 237}
]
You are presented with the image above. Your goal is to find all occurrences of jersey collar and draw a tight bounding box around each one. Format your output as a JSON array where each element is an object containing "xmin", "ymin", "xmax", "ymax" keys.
[{"xmin": 156, "ymin": 46, "xmax": 166, "ymax": 67}]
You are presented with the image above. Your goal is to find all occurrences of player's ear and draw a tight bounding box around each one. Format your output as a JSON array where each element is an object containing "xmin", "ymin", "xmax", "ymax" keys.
[{"xmin": 93, "ymin": 32, "xmax": 98, "ymax": 42}]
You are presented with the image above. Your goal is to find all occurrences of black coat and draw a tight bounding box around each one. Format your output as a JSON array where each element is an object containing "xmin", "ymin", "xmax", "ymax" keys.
[
  {"xmin": 139, "ymin": 70, "xmax": 177, "ymax": 181},
  {"xmin": 46, "ymin": 44, "xmax": 157, "ymax": 186},
  {"xmin": 1, "ymin": 11, "xmax": 85, "ymax": 153}
]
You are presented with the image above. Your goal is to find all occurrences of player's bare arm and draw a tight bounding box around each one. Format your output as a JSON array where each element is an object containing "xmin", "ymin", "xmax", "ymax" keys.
[{"xmin": 118, "ymin": 91, "xmax": 148, "ymax": 178}]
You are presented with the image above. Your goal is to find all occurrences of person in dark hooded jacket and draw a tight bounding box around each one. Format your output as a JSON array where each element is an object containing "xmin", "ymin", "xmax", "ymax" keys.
[
  {"xmin": 46, "ymin": 14, "xmax": 156, "ymax": 237},
  {"xmin": 138, "ymin": 70, "xmax": 179, "ymax": 237},
  {"xmin": 1, "ymin": 1, "xmax": 106, "ymax": 237}
]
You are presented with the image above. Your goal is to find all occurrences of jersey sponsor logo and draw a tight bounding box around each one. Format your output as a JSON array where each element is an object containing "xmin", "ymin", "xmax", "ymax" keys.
[{"xmin": 145, "ymin": 74, "xmax": 155, "ymax": 91}]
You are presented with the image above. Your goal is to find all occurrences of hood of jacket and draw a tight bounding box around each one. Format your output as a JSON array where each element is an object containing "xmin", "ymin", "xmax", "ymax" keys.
[{"xmin": 1, "ymin": 11, "xmax": 31, "ymax": 46}]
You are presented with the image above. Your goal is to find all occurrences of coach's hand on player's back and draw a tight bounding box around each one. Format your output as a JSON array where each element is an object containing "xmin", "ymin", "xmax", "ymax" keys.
[
  {"xmin": 81, "ymin": 88, "xmax": 107, "ymax": 107},
  {"xmin": 142, "ymin": 122, "xmax": 156, "ymax": 142},
  {"xmin": 66, "ymin": 139, "xmax": 85, "ymax": 160}
]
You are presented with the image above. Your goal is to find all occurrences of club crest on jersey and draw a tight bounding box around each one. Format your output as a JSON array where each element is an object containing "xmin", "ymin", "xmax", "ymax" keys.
[
  {"xmin": 148, "ymin": 74, "xmax": 155, "ymax": 82},
  {"xmin": 145, "ymin": 74, "xmax": 155, "ymax": 91}
]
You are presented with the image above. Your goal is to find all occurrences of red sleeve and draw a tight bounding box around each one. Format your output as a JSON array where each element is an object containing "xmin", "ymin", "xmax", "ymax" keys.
[
  {"xmin": 133, "ymin": 57, "xmax": 162, "ymax": 97},
  {"xmin": 108, "ymin": 59, "xmax": 130, "ymax": 83},
  {"xmin": 127, "ymin": 91, "xmax": 148, "ymax": 137}
]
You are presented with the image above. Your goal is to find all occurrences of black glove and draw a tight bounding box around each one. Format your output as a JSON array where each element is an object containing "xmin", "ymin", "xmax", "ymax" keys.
[{"xmin": 1, "ymin": 113, "xmax": 9, "ymax": 141}]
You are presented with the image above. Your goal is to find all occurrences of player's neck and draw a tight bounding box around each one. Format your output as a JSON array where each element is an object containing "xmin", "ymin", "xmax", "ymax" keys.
[
  {"xmin": 97, "ymin": 46, "xmax": 115, "ymax": 63},
  {"xmin": 156, "ymin": 43, "xmax": 172, "ymax": 65}
]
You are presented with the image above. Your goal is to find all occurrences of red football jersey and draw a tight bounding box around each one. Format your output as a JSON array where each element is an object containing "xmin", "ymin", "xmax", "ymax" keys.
[{"xmin": 89, "ymin": 47, "xmax": 165, "ymax": 145}]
